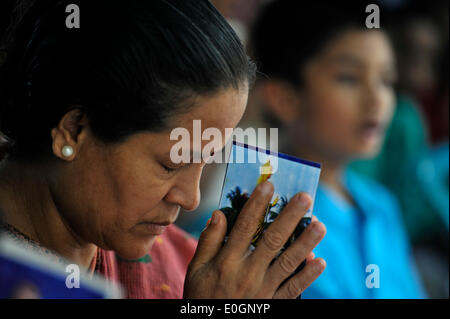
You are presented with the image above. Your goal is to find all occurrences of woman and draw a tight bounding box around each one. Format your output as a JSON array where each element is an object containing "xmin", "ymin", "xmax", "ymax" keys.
[
  {"xmin": 251, "ymin": 0, "xmax": 425, "ymax": 298},
  {"xmin": 0, "ymin": 0, "xmax": 326, "ymax": 298}
]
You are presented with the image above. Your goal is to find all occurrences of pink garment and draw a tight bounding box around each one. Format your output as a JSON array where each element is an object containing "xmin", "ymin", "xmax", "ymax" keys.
[{"xmin": 92, "ymin": 224, "xmax": 198, "ymax": 299}]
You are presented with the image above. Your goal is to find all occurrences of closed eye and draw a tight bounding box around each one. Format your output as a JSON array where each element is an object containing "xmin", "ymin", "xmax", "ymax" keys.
[
  {"xmin": 161, "ymin": 163, "xmax": 179, "ymax": 174},
  {"xmin": 336, "ymin": 73, "xmax": 359, "ymax": 85}
]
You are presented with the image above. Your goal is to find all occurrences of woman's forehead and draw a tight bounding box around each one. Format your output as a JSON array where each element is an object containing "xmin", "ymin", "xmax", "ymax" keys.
[{"xmin": 169, "ymin": 87, "xmax": 248, "ymax": 130}]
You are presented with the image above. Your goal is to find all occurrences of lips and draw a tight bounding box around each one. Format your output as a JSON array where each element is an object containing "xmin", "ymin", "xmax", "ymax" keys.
[
  {"xmin": 136, "ymin": 207, "xmax": 180, "ymax": 236},
  {"xmin": 139, "ymin": 222, "xmax": 168, "ymax": 235},
  {"xmin": 359, "ymin": 120, "xmax": 385, "ymax": 140}
]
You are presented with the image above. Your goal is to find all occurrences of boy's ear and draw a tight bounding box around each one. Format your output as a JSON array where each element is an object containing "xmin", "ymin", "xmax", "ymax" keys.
[{"xmin": 260, "ymin": 80, "xmax": 302, "ymax": 127}]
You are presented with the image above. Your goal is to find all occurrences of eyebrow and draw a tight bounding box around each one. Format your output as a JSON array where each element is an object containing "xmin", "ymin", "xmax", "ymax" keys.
[
  {"xmin": 329, "ymin": 54, "xmax": 365, "ymax": 68},
  {"xmin": 329, "ymin": 53, "xmax": 397, "ymax": 73},
  {"xmin": 163, "ymin": 149, "xmax": 213, "ymax": 163}
]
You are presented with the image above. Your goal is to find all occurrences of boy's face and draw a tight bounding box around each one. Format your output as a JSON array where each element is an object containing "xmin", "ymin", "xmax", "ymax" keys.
[{"xmin": 294, "ymin": 30, "xmax": 396, "ymax": 162}]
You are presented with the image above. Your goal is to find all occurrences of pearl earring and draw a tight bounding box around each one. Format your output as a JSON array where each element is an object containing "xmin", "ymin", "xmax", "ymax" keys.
[{"xmin": 62, "ymin": 145, "xmax": 74, "ymax": 158}]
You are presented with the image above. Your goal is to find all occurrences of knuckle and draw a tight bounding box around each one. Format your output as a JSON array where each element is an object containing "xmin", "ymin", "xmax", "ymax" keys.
[
  {"xmin": 216, "ymin": 265, "xmax": 231, "ymax": 283},
  {"xmin": 262, "ymin": 230, "xmax": 284, "ymax": 251},
  {"xmin": 278, "ymin": 253, "xmax": 298, "ymax": 275},
  {"xmin": 214, "ymin": 257, "xmax": 233, "ymax": 279},
  {"xmin": 234, "ymin": 217, "xmax": 254, "ymax": 234},
  {"xmin": 236, "ymin": 272, "xmax": 256, "ymax": 295},
  {"xmin": 286, "ymin": 279, "xmax": 306, "ymax": 298}
]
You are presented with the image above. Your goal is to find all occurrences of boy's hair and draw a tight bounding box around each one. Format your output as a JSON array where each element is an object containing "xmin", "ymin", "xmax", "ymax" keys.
[{"xmin": 250, "ymin": 0, "xmax": 380, "ymax": 87}]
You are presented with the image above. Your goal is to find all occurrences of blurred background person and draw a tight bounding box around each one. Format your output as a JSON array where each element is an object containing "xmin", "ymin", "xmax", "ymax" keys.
[
  {"xmin": 249, "ymin": 0, "xmax": 426, "ymax": 298},
  {"xmin": 349, "ymin": 0, "xmax": 449, "ymax": 298}
]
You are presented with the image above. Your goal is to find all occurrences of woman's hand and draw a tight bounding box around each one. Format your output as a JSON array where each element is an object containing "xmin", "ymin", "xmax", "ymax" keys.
[{"xmin": 184, "ymin": 181, "xmax": 326, "ymax": 299}]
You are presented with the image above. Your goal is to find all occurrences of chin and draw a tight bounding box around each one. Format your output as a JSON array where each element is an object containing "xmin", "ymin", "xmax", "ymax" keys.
[
  {"xmin": 112, "ymin": 236, "xmax": 157, "ymax": 260},
  {"xmin": 354, "ymin": 144, "xmax": 382, "ymax": 159}
]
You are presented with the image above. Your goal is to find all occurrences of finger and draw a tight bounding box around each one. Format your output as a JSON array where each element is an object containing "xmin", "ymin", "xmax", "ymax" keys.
[
  {"xmin": 266, "ymin": 221, "xmax": 326, "ymax": 288},
  {"xmin": 250, "ymin": 192, "xmax": 311, "ymax": 266},
  {"xmin": 273, "ymin": 258, "xmax": 326, "ymax": 299},
  {"xmin": 221, "ymin": 181, "xmax": 274, "ymax": 259},
  {"xmin": 188, "ymin": 210, "xmax": 226, "ymax": 272},
  {"xmin": 311, "ymin": 215, "xmax": 318, "ymax": 223}
]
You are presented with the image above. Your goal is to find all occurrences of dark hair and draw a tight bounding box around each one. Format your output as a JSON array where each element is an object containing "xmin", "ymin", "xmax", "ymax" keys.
[
  {"xmin": 250, "ymin": 0, "xmax": 382, "ymax": 87},
  {"xmin": 0, "ymin": 0, "xmax": 256, "ymax": 162}
]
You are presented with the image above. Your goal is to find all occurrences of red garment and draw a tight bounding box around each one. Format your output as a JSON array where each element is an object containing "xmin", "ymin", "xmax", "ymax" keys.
[{"xmin": 91, "ymin": 224, "xmax": 198, "ymax": 299}]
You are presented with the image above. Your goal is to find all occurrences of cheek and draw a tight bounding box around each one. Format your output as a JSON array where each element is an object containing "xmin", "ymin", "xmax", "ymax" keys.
[
  {"xmin": 104, "ymin": 157, "xmax": 171, "ymax": 225},
  {"xmin": 49, "ymin": 150, "xmax": 121, "ymax": 245},
  {"xmin": 306, "ymin": 82, "xmax": 360, "ymax": 139},
  {"xmin": 65, "ymin": 149, "xmax": 169, "ymax": 239},
  {"xmin": 380, "ymin": 89, "xmax": 396, "ymax": 123},
  {"xmin": 90, "ymin": 162, "xmax": 170, "ymax": 253}
]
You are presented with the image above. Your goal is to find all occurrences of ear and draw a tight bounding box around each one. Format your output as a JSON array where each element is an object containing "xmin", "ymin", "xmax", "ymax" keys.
[
  {"xmin": 259, "ymin": 80, "xmax": 302, "ymax": 127},
  {"xmin": 50, "ymin": 108, "xmax": 89, "ymax": 161}
]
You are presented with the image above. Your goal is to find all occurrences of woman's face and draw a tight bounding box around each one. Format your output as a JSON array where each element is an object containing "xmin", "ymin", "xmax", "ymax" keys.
[
  {"xmin": 49, "ymin": 87, "xmax": 248, "ymax": 259},
  {"xmin": 293, "ymin": 30, "xmax": 396, "ymax": 162}
]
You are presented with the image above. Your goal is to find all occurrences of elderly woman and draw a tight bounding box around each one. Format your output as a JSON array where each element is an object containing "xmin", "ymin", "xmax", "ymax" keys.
[{"xmin": 0, "ymin": 0, "xmax": 326, "ymax": 298}]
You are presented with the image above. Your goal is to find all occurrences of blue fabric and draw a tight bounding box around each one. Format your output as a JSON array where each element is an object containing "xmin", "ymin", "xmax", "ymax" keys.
[
  {"xmin": 302, "ymin": 169, "xmax": 426, "ymax": 299},
  {"xmin": 414, "ymin": 143, "xmax": 449, "ymax": 230}
]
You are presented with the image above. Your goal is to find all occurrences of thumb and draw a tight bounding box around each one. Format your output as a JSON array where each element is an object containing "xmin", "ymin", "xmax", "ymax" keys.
[{"xmin": 189, "ymin": 210, "xmax": 227, "ymax": 271}]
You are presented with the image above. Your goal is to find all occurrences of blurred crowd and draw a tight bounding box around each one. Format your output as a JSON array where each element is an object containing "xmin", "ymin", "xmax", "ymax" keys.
[{"xmin": 175, "ymin": 0, "xmax": 449, "ymax": 298}]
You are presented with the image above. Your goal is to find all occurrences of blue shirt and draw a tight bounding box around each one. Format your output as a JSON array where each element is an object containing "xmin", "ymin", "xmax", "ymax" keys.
[{"xmin": 302, "ymin": 170, "xmax": 426, "ymax": 299}]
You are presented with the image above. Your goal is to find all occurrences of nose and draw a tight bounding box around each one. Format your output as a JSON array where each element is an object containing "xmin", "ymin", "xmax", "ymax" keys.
[
  {"xmin": 164, "ymin": 166, "xmax": 202, "ymax": 212},
  {"xmin": 362, "ymin": 80, "xmax": 385, "ymax": 114},
  {"xmin": 179, "ymin": 185, "xmax": 201, "ymax": 212}
]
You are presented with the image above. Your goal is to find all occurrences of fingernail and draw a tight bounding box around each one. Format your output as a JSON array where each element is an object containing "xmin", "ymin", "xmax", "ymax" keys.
[
  {"xmin": 311, "ymin": 223, "xmax": 324, "ymax": 237},
  {"xmin": 202, "ymin": 218, "xmax": 212, "ymax": 232},
  {"xmin": 211, "ymin": 211, "xmax": 220, "ymax": 225},
  {"xmin": 299, "ymin": 193, "xmax": 311, "ymax": 209},
  {"xmin": 315, "ymin": 258, "xmax": 326, "ymax": 271},
  {"xmin": 260, "ymin": 181, "xmax": 272, "ymax": 194}
]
